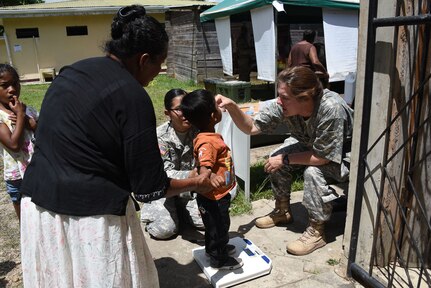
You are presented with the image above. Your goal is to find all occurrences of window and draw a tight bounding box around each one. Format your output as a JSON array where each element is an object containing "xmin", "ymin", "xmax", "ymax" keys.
[
  {"xmin": 66, "ymin": 26, "xmax": 88, "ymax": 36},
  {"xmin": 16, "ymin": 28, "xmax": 39, "ymax": 39}
]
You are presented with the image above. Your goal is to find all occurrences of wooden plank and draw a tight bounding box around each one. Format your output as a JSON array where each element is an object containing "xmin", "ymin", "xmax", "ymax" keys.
[{"xmin": 197, "ymin": 60, "xmax": 222, "ymax": 68}]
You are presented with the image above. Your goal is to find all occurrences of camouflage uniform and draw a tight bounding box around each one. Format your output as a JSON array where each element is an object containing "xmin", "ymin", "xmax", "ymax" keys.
[
  {"xmin": 141, "ymin": 121, "xmax": 203, "ymax": 239},
  {"xmin": 254, "ymin": 89, "xmax": 353, "ymax": 221}
]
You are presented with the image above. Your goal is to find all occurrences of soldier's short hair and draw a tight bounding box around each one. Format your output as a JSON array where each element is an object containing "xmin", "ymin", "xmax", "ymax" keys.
[
  {"xmin": 277, "ymin": 66, "xmax": 323, "ymax": 103},
  {"xmin": 164, "ymin": 88, "xmax": 187, "ymax": 110}
]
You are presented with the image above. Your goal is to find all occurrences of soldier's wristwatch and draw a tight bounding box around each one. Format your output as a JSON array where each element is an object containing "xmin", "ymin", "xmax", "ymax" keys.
[{"xmin": 283, "ymin": 153, "xmax": 290, "ymax": 166}]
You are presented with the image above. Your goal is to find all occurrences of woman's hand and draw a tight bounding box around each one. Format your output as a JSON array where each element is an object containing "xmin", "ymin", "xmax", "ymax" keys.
[
  {"xmin": 193, "ymin": 169, "xmax": 214, "ymax": 193},
  {"xmin": 188, "ymin": 168, "xmax": 198, "ymax": 178},
  {"xmin": 264, "ymin": 154, "xmax": 284, "ymax": 174}
]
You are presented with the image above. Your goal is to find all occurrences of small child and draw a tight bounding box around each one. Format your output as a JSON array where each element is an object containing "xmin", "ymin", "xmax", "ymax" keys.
[
  {"xmin": 181, "ymin": 89, "xmax": 243, "ymax": 270},
  {"xmin": 0, "ymin": 64, "xmax": 38, "ymax": 220}
]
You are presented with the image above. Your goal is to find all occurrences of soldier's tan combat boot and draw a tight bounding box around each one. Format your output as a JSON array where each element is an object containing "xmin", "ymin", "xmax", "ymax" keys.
[
  {"xmin": 286, "ymin": 219, "xmax": 326, "ymax": 255},
  {"xmin": 255, "ymin": 197, "xmax": 293, "ymax": 228}
]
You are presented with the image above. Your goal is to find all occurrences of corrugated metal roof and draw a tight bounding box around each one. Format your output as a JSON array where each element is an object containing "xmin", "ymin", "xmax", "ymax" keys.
[{"xmin": 0, "ymin": 0, "xmax": 216, "ymax": 17}]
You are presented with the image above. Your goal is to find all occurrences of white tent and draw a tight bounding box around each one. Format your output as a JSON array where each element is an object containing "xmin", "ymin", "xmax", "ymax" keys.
[{"xmin": 201, "ymin": 0, "xmax": 360, "ymax": 82}]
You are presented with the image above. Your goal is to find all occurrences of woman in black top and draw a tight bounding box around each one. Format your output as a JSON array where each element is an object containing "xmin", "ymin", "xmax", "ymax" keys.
[{"xmin": 20, "ymin": 5, "xmax": 213, "ymax": 287}]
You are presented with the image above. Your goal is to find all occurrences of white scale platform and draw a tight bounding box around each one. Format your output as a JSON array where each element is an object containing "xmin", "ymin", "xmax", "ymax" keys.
[{"xmin": 192, "ymin": 237, "xmax": 272, "ymax": 288}]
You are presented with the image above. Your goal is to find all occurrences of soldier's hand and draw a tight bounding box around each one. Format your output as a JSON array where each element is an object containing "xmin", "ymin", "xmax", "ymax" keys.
[
  {"xmin": 215, "ymin": 94, "xmax": 236, "ymax": 112},
  {"xmin": 264, "ymin": 154, "xmax": 284, "ymax": 174}
]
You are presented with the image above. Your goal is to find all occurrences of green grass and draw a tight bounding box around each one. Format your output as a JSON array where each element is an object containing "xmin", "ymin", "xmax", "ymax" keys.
[
  {"xmin": 230, "ymin": 161, "xmax": 304, "ymax": 216},
  {"xmin": 144, "ymin": 75, "xmax": 204, "ymax": 124},
  {"xmin": 19, "ymin": 75, "xmax": 304, "ymax": 216},
  {"xmin": 20, "ymin": 74, "xmax": 204, "ymax": 126},
  {"xmin": 20, "ymin": 83, "xmax": 50, "ymax": 111},
  {"xmin": 327, "ymin": 258, "xmax": 340, "ymax": 266}
]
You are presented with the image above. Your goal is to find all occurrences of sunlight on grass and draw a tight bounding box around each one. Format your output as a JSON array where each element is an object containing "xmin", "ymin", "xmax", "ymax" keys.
[{"xmin": 20, "ymin": 83, "xmax": 50, "ymax": 111}]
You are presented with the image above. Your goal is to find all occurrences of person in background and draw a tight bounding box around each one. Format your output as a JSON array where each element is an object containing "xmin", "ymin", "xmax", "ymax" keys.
[
  {"xmin": 181, "ymin": 89, "xmax": 243, "ymax": 270},
  {"xmin": 19, "ymin": 5, "xmax": 214, "ymax": 287},
  {"xmin": 236, "ymin": 24, "xmax": 253, "ymax": 82},
  {"xmin": 141, "ymin": 88, "xmax": 204, "ymax": 239},
  {"xmin": 216, "ymin": 66, "xmax": 353, "ymax": 256},
  {"xmin": 286, "ymin": 30, "xmax": 329, "ymax": 84},
  {"xmin": 0, "ymin": 64, "xmax": 38, "ymax": 220}
]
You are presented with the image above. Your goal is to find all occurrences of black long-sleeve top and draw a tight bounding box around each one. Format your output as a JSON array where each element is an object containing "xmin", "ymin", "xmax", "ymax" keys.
[{"xmin": 21, "ymin": 57, "xmax": 169, "ymax": 216}]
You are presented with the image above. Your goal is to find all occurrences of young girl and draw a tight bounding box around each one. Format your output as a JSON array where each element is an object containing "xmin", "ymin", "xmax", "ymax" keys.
[{"xmin": 0, "ymin": 64, "xmax": 38, "ymax": 220}]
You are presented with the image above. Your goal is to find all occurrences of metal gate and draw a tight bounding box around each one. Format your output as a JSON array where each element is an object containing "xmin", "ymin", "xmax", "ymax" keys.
[{"xmin": 346, "ymin": 0, "xmax": 430, "ymax": 287}]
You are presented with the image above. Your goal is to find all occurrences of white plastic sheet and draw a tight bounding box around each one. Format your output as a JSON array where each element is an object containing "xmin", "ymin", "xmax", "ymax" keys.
[
  {"xmin": 215, "ymin": 17, "xmax": 233, "ymax": 76},
  {"xmin": 251, "ymin": 6, "xmax": 276, "ymax": 82},
  {"xmin": 323, "ymin": 8, "xmax": 359, "ymax": 82}
]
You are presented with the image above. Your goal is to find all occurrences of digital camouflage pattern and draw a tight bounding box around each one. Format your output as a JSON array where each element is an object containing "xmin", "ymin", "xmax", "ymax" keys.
[
  {"xmin": 254, "ymin": 90, "xmax": 353, "ymax": 221},
  {"xmin": 141, "ymin": 121, "xmax": 203, "ymax": 239}
]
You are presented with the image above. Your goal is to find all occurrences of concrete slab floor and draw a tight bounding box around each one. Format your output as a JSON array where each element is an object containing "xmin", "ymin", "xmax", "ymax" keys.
[{"xmin": 143, "ymin": 191, "xmax": 361, "ymax": 288}]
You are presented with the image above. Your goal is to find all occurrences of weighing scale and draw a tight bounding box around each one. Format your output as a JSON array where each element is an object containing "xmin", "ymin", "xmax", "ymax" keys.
[{"xmin": 192, "ymin": 237, "xmax": 272, "ymax": 288}]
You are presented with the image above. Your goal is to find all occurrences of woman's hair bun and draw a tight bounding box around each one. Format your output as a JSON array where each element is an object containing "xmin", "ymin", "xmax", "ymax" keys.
[
  {"xmin": 117, "ymin": 5, "xmax": 146, "ymax": 22},
  {"xmin": 111, "ymin": 5, "xmax": 147, "ymax": 40}
]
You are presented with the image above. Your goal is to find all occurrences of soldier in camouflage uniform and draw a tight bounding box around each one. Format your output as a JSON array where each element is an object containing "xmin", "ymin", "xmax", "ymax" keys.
[
  {"xmin": 141, "ymin": 89, "xmax": 204, "ymax": 239},
  {"xmin": 216, "ymin": 66, "xmax": 353, "ymax": 255}
]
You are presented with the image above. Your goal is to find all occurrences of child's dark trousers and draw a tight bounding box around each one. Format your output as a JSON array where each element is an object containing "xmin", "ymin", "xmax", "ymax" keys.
[{"xmin": 197, "ymin": 193, "xmax": 231, "ymax": 267}]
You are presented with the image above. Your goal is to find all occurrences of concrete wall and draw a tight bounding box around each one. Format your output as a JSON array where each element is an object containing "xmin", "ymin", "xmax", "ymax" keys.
[
  {"xmin": 342, "ymin": 0, "xmax": 397, "ymax": 267},
  {"xmin": 0, "ymin": 13, "xmax": 164, "ymax": 80}
]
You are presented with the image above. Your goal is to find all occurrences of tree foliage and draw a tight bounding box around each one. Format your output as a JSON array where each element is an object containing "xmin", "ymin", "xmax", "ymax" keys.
[{"xmin": 0, "ymin": 0, "xmax": 43, "ymax": 6}]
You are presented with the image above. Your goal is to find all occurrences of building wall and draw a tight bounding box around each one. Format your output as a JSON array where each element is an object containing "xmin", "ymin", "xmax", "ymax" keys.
[
  {"xmin": 165, "ymin": 9, "xmax": 222, "ymax": 83},
  {"xmin": 0, "ymin": 13, "xmax": 164, "ymax": 80}
]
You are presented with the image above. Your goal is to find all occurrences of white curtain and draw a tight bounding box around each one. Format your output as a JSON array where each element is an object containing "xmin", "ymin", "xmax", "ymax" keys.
[
  {"xmin": 215, "ymin": 17, "xmax": 233, "ymax": 76},
  {"xmin": 323, "ymin": 8, "xmax": 359, "ymax": 82},
  {"xmin": 251, "ymin": 5, "xmax": 276, "ymax": 82}
]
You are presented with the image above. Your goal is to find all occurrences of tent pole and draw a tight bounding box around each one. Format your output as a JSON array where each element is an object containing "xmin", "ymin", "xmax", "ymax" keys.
[{"xmin": 274, "ymin": 8, "xmax": 278, "ymax": 99}]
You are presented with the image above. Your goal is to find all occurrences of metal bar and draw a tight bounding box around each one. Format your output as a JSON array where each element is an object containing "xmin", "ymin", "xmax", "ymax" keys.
[
  {"xmin": 368, "ymin": 3, "xmax": 403, "ymax": 277},
  {"xmin": 362, "ymin": 161, "xmax": 415, "ymax": 287},
  {"xmin": 403, "ymin": 177, "xmax": 431, "ymax": 284},
  {"xmin": 347, "ymin": 0, "xmax": 378, "ymax": 277},
  {"xmin": 350, "ymin": 263, "xmax": 386, "ymax": 288},
  {"xmin": 384, "ymin": 171, "xmax": 431, "ymax": 284},
  {"xmin": 386, "ymin": 113, "xmax": 431, "ymax": 165},
  {"xmin": 363, "ymin": 73, "xmax": 431, "ymax": 161},
  {"xmin": 347, "ymin": 1, "xmax": 431, "ymax": 285},
  {"xmin": 373, "ymin": 14, "xmax": 431, "ymax": 27},
  {"xmin": 397, "ymin": 10, "xmax": 431, "ymax": 285},
  {"xmin": 409, "ymin": 148, "xmax": 431, "ymax": 173}
]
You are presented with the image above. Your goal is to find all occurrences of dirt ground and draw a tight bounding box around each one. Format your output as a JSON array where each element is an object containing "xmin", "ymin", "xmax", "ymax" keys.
[{"xmin": 0, "ymin": 184, "xmax": 22, "ymax": 288}]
